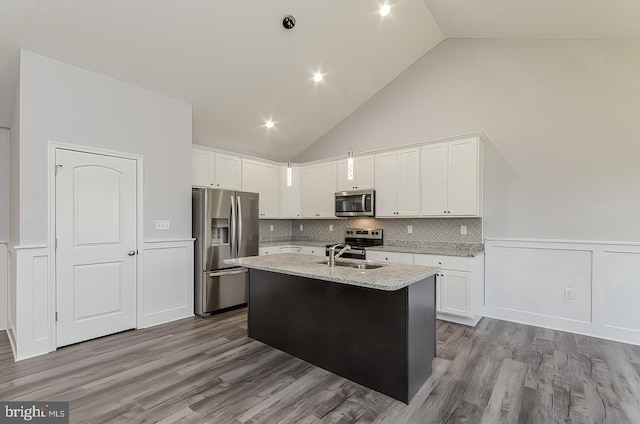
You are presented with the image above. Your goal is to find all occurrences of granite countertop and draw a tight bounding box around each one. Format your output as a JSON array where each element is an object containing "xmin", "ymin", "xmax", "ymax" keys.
[
  {"xmin": 259, "ymin": 241, "xmax": 332, "ymax": 248},
  {"xmin": 365, "ymin": 245, "xmax": 484, "ymax": 258},
  {"xmin": 259, "ymin": 241, "xmax": 484, "ymax": 257},
  {"xmin": 224, "ymin": 253, "xmax": 439, "ymax": 291}
]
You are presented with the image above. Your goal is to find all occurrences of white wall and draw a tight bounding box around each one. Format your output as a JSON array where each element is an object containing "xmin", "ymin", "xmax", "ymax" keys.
[
  {"xmin": 19, "ymin": 50, "xmax": 193, "ymax": 244},
  {"xmin": 0, "ymin": 128, "xmax": 8, "ymax": 242},
  {"xmin": 8, "ymin": 51, "xmax": 194, "ymax": 360},
  {"xmin": 0, "ymin": 128, "xmax": 8, "ymax": 330},
  {"xmin": 296, "ymin": 39, "xmax": 640, "ymax": 242}
]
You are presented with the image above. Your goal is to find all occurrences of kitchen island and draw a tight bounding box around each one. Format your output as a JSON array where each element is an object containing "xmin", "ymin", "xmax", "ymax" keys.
[{"xmin": 225, "ymin": 254, "xmax": 439, "ymax": 403}]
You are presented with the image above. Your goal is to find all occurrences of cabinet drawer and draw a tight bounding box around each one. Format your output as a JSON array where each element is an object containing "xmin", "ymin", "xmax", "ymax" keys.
[
  {"xmin": 366, "ymin": 251, "xmax": 414, "ymax": 265},
  {"xmin": 299, "ymin": 246, "xmax": 325, "ymax": 256},
  {"xmin": 280, "ymin": 246, "xmax": 301, "ymax": 253},
  {"xmin": 414, "ymin": 254, "xmax": 473, "ymax": 272}
]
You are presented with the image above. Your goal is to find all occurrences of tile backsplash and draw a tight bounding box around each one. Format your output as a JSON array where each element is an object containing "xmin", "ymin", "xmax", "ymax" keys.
[{"xmin": 260, "ymin": 218, "xmax": 482, "ymax": 244}]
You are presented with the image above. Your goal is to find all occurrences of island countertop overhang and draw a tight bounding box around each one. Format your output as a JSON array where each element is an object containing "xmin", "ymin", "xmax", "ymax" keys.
[{"xmin": 224, "ymin": 253, "xmax": 439, "ymax": 291}]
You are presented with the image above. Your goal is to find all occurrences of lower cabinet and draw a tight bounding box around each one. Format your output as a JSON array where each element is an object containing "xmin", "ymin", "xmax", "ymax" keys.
[
  {"xmin": 436, "ymin": 270, "xmax": 472, "ymax": 318},
  {"xmin": 371, "ymin": 251, "xmax": 485, "ymax": 326}
]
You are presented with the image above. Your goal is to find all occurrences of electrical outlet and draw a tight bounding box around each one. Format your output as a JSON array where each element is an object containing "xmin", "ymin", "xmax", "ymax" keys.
[
  {"xmin": 300, "ymin": 224, "xmax": 304, "ymax": 231},
  {"xmin": 329, "ymin": 225, "xmax": 333, "ymax": 232},
  {"xmin": 564, "ymin": 288, "xmax": 574, "ymax": 300},
  {"xmin": 269, "ymin": 225, "xmax": 274, "ymax": 232},
  {"xmin": 155, "ymin": 220, "xmax": 170, "ymax": 231},
  {"xmin": 407, "ymin": 225, "xmax": 413, "ymax": 234},
  {"xmin": 461, "ymin": 225, "xmax": 467, "ymax": 235}
]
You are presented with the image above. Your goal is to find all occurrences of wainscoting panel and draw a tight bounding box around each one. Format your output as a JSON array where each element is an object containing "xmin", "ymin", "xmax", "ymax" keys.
[
  {"xmin": 11, "ymin": 246, "xmax": 51, "ymax": 361},
  {"xmin": 596, "ymin": 249, "xmax": 640, "ymax": 334},
  {"xmin": 140, "ymin": 240, "xmax": 194, "ymax": 328},
  {"xmin": 487, "ymin": 245, "xmax": 592, "ymax": 323},
  {"xmin": 0, "ymin": 243, "xmax": 6, "ymax": 330},
  {"xmin": 486, "ymin": 239, "xmax": 640, "ymax": 346}
]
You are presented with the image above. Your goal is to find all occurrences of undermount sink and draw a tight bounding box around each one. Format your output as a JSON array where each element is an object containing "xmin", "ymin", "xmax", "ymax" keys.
[
  {"xmin": 317, "ymin": 260, "xmax": 384, "ymax": 270},
  {"xmin": 352, "ymin": 263, "xmax": 383, "ymax": 270}
]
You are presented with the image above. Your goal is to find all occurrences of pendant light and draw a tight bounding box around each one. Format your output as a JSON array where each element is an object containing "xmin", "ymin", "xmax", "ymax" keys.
[
  {"xmin": 347, "ymin": 71, "xmax": 354, "ymax": 181},
  {"xmin": 346, "ymin": 1, "xmax": 355, "ymax": 182},
  {"xmin": 284, "ymin": 14, "xmax": 295, "ymax": 187}
]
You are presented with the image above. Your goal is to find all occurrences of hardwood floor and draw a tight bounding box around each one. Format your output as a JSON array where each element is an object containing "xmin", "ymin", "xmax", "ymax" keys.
[{"xmin": 1, "ymin": 309, "xmax": 639, "ymax": 423}]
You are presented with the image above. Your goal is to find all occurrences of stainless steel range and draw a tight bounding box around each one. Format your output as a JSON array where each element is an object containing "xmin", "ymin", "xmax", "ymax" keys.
[{"xmin": 325, "ymin": 228, "xmax": 383, "ymax": 260}]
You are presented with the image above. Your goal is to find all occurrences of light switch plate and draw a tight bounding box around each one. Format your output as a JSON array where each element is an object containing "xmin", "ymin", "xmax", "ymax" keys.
[
  {"xmin": 329, "ymin": 225, "xmax": 334, "ymax": 232},
  {"xmin": 155, "ymin": 220, "xmax": 170, "ymax": 231},
  {"xmin": 461, "ymin": 226, "xmax": 467, "ymax": 235},
  {"xmin": 270, "ymin": 225, "xmax": 274, "ymax": 232},
  {"xmin": 407, "ymin": 225, "xmax": 413, "ymax": 234},
  {"xmin": 300, "ymin": 224, "xmax": 304, "ymax": 231}
]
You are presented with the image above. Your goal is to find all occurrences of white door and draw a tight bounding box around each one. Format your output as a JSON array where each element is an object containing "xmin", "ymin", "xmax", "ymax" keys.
[
  {"xmin": 280, "ymin": 166, "xmax": 301, "ymax": 218},
  {"xmin": 55, "ymin": 149, "xmax": 137, "ymax": 347},
  {"xmin": 316, "ymin": 162, "xmax": 337, "ymax": 217},
  {"xmin": 396, "ymin": 148, "xmax": 420, "ymax": 216},
  {"xmin": 448, "ymin": 138, "xmax": 479, "ymax": 216},
  {"xmin": 300, "ymin": 165, "xmax": 319, "ymax": 217},
  {"xmin": 421, "ymin": 142, "xmax": 449, "ymax": 216},
  {"xmin": 242, "ymin": 160, "xmax": 280, "ymax": 218},
  {"xmin": 374, "ymin": 151, "xmax": 397, "ymax": 217},
  {"xmin": 439, "ymin": 270, "xmax": 472, "ymax": 318}
]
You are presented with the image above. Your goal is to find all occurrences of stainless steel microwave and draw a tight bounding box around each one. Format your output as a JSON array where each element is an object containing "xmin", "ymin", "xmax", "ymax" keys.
[{"xmin": 335, "ymin": 189, "xmax": 375, "ymax": 217}]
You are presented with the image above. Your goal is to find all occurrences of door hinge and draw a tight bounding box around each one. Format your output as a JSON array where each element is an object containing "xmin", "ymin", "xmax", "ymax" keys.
[
  {"xmin": 54, "ymin": 164, "xmax": 63, "ymax": 175},
  {"xmin": 55, "ymin": 238, "xmax": 58, "ymax": 248},
  {"xmin": 55, "ymin": 312, "xmax": 58, "ymax": 322}
]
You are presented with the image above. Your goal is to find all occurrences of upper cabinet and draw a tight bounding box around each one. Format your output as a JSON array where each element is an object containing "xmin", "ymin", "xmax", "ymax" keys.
[
  {"xmin": 336, "ymin": 155, "xmax": 375, "ymax": 191},
  {"xmin": 300, "ymin": 162, "xmax": 337, "ymax": 218},
  {"xmin": 192, "ymin": 149, "xmax": 242, "ymax": 190},
  {"xmin": 242, "ymin": 159, "xmax": 280, "ymax": 218},
  {"xmin": 374, "ymin": 148, "xmax": 420, "ymax": 217},
  {"xmin": 280, "ymin": 166, "xmax": 301, "ymax": 219},
  {"xmin": 421, "ymin": 137, "xmax": 482, "ymax": 217}
]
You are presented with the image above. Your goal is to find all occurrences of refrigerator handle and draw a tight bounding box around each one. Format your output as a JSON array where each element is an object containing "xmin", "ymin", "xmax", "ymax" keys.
[
  {"xmin": 230, "ymin": 195, "xmax": 236, "ymax": 258},
  {"xmin": 237, "ymin": 195, "xmax": 242, "ymax": 256}
]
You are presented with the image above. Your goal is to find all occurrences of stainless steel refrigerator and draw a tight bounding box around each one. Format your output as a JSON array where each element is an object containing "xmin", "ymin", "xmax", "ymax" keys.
[{"xmin": 192, "ymin": 188, "xmax": 259, "ymax": 316}]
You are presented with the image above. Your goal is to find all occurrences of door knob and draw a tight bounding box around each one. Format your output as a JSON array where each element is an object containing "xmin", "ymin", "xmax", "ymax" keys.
[{"xmin": 128, "ymin": 250, "xmax": 136, "ymax": 256}]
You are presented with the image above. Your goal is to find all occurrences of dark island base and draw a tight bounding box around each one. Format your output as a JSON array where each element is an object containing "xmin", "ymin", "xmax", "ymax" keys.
[{"xmin": 248, "ymin": 269, "xmax": 436, "ymax": 403}]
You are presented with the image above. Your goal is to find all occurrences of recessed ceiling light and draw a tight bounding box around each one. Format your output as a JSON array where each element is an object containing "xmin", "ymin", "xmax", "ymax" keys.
[
  {"xmin": 313, "ymin": 72, "xmax": 323, "ymax": 83},
  {"xmin": 379, "ymin": 4, "xmax": 391, "ymax": 17},
  {"xmin": 265, "ymin": 120, "xmax": 274, "ymax": 128}
]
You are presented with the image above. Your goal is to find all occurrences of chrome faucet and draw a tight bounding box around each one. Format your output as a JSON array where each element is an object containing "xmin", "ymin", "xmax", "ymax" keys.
[{"xmin": 328, "ymin": 244, "xmax": 351, "ymax": 267}]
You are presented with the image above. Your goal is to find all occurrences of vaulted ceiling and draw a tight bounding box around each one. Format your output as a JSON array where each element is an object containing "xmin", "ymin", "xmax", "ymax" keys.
[{"xmin": 0, "ymin": 1, "xmax": 638, "ymax": 161}]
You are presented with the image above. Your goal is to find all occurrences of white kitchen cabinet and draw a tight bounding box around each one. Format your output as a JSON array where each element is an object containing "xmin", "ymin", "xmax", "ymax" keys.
[
  {"xmin": 413, "ymin": 253, "xmax": 485, "ymax": 326},
  {"xmin": 298, "ymin": 246, "xmax": 325, "ymax": 256},
  {"xmin": 300, "ymin": 162, "xmax": 337, "ymax": 218},
  {"xmin": 192, "ymin": 149, "xmax": 211, "ymax": 187},
  {"xmin": 192, "ymin": 148, "xmax": 242, "ymax": 190},
  {"xmin": 366, "ymin": 250, "xmax": 414, "ymax": 265},
  {"xmin": 421, "ymin": 137, "xmax": 482, "ymax": 217},
  {"xmin": 374, "ymin": 148, "xmax": 420, "ymax": 217},
  {"xmin": 280, "ymin": 166, "xmax": 301, "ymax": 218},
  {"xmin": 337, "ymin": 155, "xmax": 375, "ymax": 191},
  {"xmin": 242, "ymin": 159, "xmax": 280, "ymax": 218}
]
